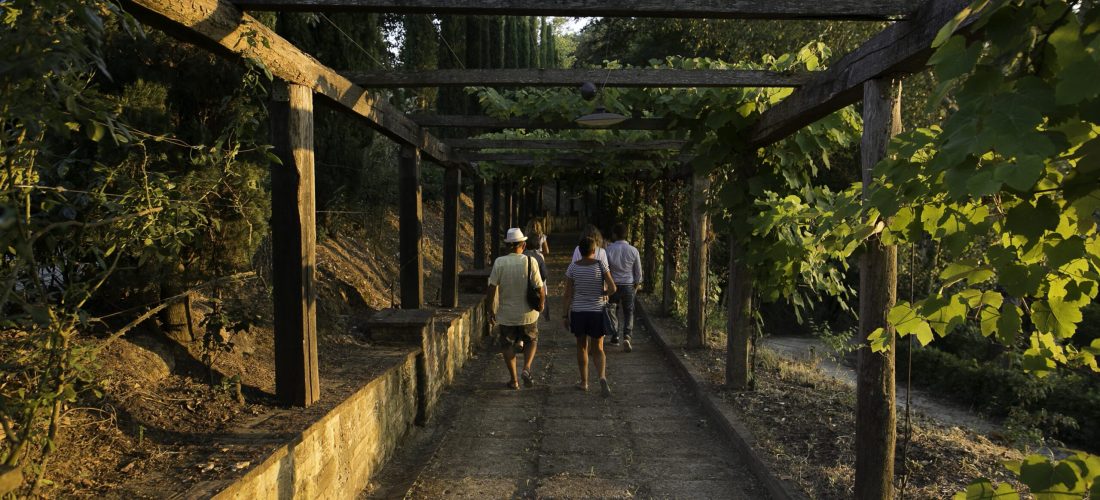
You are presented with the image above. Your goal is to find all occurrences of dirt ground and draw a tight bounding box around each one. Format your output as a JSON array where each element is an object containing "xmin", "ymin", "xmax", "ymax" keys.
[
  {"xmin": 639, "ymin": 297, "xmax": 1026, "ymax": 499},
  {"xmin": 44, "ymin": 196, "xmax": 477, "ymax": 497}
]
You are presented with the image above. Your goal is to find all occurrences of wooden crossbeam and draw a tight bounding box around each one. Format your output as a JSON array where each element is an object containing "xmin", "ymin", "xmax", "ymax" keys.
[
  {"xmin": 450, "ymin": 139, "xmax": 687, "ymax": 151},
  {"xmin": 122, "ymin": 0, "xmax": 454, "ymax": 166},
  {"xmin": 232, "ymin": 0, "xmax": 918, "ymax": 20},
  {"xmin": 750, "ymin": 0, "xmax": 969, "ymax": 147},
  {"xmin": 347, "ymin": 69, "xmax": 807, "ymax": 88},
  {"xmin": 413, "ymin": 115, "xmax": 680, "ymax": 131},
  {"xmin": 461, "ymin": 151, "xmax": 680, "ymax": 162}
]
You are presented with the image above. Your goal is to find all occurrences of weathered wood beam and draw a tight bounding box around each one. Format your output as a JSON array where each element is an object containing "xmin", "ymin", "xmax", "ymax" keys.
[
  {"xmin": 473, "ymin": 177, "xmax": 487, "ymax": 269},
  {"xmin": 270, "ymin": 83, "xmax": 321, "ymax": 407},
  {"xmin": 233, "ymin": 0, "xmax": 917, "ymax": 20},
  {"xmin": 399, "ymin": 145, "xmax": 425, "ymax": 309},
  {"xmin": 451, "ymin": 139, "xmax": 687, "ymax": 151},
  {"xmin": 122, "ymin": 0, "xmax": 453, "ymax": 165},
  {"xmin": 348, "ymin": 69, "xmax": 807, "ymax": 88},
  {"xmin": 412, "ymin": 114, "xmax": 680, "ymax": 131},
  {"xmin": 442, "ymin": 166, "xmax": 461, "ymax": 308},
  {"xmin": 750, "ymin": 0, "xmax": 969, "ymax": 147},
  {"xmin": 462, "ymin": 151, "xmax": 681, "ymax": 162},
  {"xmin": 686, "ymin": 171, "xmax": 711, "ymax": 348}
]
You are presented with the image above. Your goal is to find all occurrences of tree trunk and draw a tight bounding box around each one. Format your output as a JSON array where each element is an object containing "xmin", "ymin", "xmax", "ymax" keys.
[
  {"xmin": 642, "ymin": 186, "xmax": 658, "ymax": 295},
  {"xmin": 159, "ymin": 280, "xmax": 192, "ymax": 344},
  {"xmin": 661, "ymin": 179, "xmax": 680, "ymax": 313},
  {"xmin": 854, "ymin": 78, "xmax": 902, "ymax": 500}
]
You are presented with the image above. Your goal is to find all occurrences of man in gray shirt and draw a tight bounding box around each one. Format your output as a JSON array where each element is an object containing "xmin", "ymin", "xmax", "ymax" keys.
[{"xmin": 605, "ymin": 223, "xmax": 642, "ymax": 352}]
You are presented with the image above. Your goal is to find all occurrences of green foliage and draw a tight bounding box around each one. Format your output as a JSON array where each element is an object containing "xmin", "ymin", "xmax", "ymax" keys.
[
  {"xmin": 957, "ymin": 452, "xmax": 1100, "ymax": 499},
  {"xmin": 859, "ymin": 0, "xmax": 1100, "ymax": 376}
]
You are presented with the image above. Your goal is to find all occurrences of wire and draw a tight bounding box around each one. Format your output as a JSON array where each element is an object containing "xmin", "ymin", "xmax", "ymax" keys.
[
  {"xmin": 430, "ymin": 14, "xmax": 466, "ymax": 70},
  {"xmin": 319, "ymin": 13, "xmax": 389, "ymax": 70}
]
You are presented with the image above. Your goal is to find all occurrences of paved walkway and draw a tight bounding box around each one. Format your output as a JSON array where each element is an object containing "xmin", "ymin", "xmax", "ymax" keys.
[{"xmin": 364, "ymin": 246, "xmax": 765, "ymax": 499}]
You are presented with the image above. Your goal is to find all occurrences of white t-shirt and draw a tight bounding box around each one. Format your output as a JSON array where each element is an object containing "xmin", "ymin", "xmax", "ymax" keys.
[
  {"xmin": 488, "ymin": 253, "xmax": 544, "ymax": 326},
  {"xmin": 571, "ymin": 246, "xmax": 609, "ymax": 270}
]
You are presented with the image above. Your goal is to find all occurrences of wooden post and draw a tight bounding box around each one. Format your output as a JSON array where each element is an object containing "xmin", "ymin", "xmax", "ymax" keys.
[
  {"xmin": 270, "ymin": 82, "xmax": 320, "ymax": 407},
  {"xmin": 504, "ymin": 182, "xmax": 514, "ymax": 229},
  {"xmin": 474, "ymin": 175, "xmax": 486, "ymax": 269},
  {"xmin": 491, "ymin": 179, "xmax": 501, "ymax": 259},
  {"xmin": 855, "ymin": 78, "xmax": 902, "ymax": 500},
  {"xmin": 726, "ymin": 236, "xmax": 754, "ymax": 389},
  {"xmin": 399, "ymin": 143, "xmax": 424, "ymax": 309},
  {"xmin": 518, "ymin": 184, "xmax": 529, "ymax": 225},
  {"xmin": 642, "ymin": 186, "xmax": 657, "ymax": 294},
  {"xmin": 686, "ymin": 171, "xmax": 711, "ymax": 348},
  {"xmin": 661, "ymin": 179, "xmax": 679, "ymax": 313},
  {"xmin": 442, "ymin": 166, "xmax": 461, "ymax": 307}
]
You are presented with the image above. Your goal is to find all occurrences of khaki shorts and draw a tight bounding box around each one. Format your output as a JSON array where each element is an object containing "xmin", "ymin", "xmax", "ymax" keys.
[{"xmin": 498, "ymin": 322, "xmax": 538, "ymax": 349}]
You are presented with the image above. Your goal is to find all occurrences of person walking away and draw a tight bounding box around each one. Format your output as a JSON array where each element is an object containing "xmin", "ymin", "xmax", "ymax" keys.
[
  {"xmin": 487, "ymin": 228, "xmax": 545, "ymax": 389},
  {"xmin": 530, "ymin": 217, "xmax": 550, "ymax": 255},
  {"xmin": 606, "ymin": 223, "xmax": 642, "ymax": 351},
  {"xmin": 524, "ymin": 219, "xmax": 551, "ymax": 322},
  {"xmin": 563, "ymin": 236, "xmax": 617, "ymax": 397},
  {"xmin": 571, "ymin": 224, "xmax": 609, "ymax": 269}
]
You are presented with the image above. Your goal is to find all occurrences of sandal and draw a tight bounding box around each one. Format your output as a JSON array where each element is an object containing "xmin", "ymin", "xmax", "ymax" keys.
[
  {"xmin": 575, "ymin": 382, "xmax": 589, "ymax": 392},
  {"xmin": 521, "ymin": 369, "xmax": 534, "ymax": 388},
  {"xmin": 505, "ymin": 380, "xmax": 520, "ymax": 390},
  {"xmin": 600, "ymin": 378, "xmax": 612, "ymax": 398}
]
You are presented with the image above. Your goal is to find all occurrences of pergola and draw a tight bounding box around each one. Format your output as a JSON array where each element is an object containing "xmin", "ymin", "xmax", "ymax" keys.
[{"xmin": 119, "ymin": 0, "xmax": 969, "ymax": 496}]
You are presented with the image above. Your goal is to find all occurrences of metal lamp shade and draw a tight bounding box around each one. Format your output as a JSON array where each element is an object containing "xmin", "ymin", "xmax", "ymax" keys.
[{"xmin": 575, "ymin": 107, "xmax": 627, "ymax": 128}]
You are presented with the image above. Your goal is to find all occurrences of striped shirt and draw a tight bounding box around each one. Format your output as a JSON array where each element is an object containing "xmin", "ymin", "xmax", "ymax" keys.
[{"xmin": 566, "ymin": 260, "xmax": 609, "ymax": 312}]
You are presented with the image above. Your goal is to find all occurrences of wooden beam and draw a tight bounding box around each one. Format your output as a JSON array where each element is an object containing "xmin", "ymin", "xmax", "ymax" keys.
[
  {"xmin": 442, "ymin": 167, "xmax": 461, "ymax": 308},
  {"xmin": 399, "ymin": 144, "xmax": 424, "ymax": 309},
  {"xmin": 122, "ymin": 0, "xmax": 453, "ymax": 165},
  {"xmin": 270, "ymin": 83, "xmax": 320, "ymax": 407},
  {"xmin": 463, "ymin": 151, "xmax": 679, "ymax": 162},
  {"xmin": 686, "ymin": 171, "xmax": 710, "ymax": 348},
  {"xmin": 348, "ymin": 69, "xmax": 808, "ymax": 88},
  {"xmin": 473, "ymin": 177, "xmax": 487, "ymax": 269},
  {"xmin": 750, "ymin": 0, "xmax": 968, "ymax": 147},
  {"xmin": 233, "ymin": 0, "xmax": 918, "ymax": 20},
  {"xmin": 855, "ymin": 78, "xmax": 902, "ymax": 500},
  {"xmin": 412, "ymin": 114, "xmax": 679, "ymax": 131},
  {"xmin": 451, "ymin": 139, "xmax": 687, "ymax": 151}
]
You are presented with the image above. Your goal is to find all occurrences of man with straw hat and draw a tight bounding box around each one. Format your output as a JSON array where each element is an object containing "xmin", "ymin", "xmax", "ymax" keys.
[{"xmin": 487, "ymin": 227, "xmax": 545, "ymax": 389}]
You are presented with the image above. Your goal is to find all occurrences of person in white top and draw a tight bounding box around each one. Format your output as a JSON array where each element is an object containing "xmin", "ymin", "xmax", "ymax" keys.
[
  {"xmin": 571, "ymin": 224, "xmax": 609, "ymax": 269},
  {"xmin": 605, "ymin": 223, "xmax": 643, "ymax": 351},
  {"xmin": 487, "ymin": 228, "xmax": 545, "ymax": 390}
]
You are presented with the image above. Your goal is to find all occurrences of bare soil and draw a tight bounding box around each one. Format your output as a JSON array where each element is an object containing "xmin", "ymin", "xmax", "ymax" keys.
[
  {"xmin": 640, "ymin": 297, "xmax": 1026, "ymax": 499},
  {"xmin": 44, "ymin": 197, "xmax": 477, "ymax": 497}
]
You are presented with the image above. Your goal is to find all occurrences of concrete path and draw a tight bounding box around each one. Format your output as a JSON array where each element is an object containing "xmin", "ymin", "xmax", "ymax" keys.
[{"xmin": 364, "ymin": 248, "xmax": 765, "ymax": 499}]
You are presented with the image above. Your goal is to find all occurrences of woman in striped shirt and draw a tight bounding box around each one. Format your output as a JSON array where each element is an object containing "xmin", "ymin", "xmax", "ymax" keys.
[{"xmin": 563, "ymin": 236, "xmax": 617, "ymax": 396}]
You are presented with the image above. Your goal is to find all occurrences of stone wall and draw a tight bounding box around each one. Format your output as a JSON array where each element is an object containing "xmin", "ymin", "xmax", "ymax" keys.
[{"xmin": 210, "ymin": 294, "xmax": 491, "ymax": 499}]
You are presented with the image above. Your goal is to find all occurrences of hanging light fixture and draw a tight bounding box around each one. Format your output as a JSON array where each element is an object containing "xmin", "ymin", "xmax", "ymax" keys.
[{"xmin": 575, "ymin": 81, "xmax": 627, "ymax": 128}]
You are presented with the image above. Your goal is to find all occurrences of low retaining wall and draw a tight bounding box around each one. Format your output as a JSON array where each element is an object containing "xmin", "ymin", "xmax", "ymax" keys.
[
  {"xmin": 637, "ymin": 303, "xmax": 806, "ymax": 500},
  {"xmin": 207, "ymin": 296, "xmax": 490, "ymax": 499}
]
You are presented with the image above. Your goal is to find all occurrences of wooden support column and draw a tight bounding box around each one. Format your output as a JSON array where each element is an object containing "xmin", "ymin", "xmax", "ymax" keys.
[
  {"xmin": 686, "ymin": 171, "xmax": 711, "ymax": 348},
  {"xmin": 399, "ymin": 143, "xmax": 424, "ymax": 309},
  {"xmin": 473, "ymin": 175, "xmax": 486, "ymax": 269},
  {"xmin": 270, "ymin": 82, "xmax": 320, "ymax": 407},
  {"xmin": 642, "ymin": 186, "xmax": 658, "ymax": 295},
  {"xmin": 491, "ymin": 179, "xmax": 501, "ymax": 259},
  {"xmin": 855, "ymin": 78, "xmax": 902, "ymax": 500},
  {"xmin": 504, "ymin": 183, "xmax": 514, "ymax": 229},
  {"xmin": 442, "ymin": 166, "xmax": 461, "ymax": 307},
  {"xmin": 726, "ymin": 237, "xmax": 754, "ymax": 389},
  {"xmin": 661, "ymin": 179, "xmax": 679, "ymax": 312}
]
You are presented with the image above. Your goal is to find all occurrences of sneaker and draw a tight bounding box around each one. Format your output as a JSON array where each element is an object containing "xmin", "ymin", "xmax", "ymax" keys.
[
  {"xmin": 609, "ymin": 337, "xmax": 620, "ymax": 346},
  {"xmin": 600, "ymin": 378, "xmax": 612, "ymax": 397},
  {"xmin": 623, "ymin": 338, "xmax": 633, "ymax": 352}
]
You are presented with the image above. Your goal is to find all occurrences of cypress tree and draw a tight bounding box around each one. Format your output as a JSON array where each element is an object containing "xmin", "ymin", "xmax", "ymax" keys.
[
  {"xmin": 528, "ymin": 16, "xmax": 540, "ymax": 68},
  {"xmin": 515, "ymin": 17, "xmax": 529, "ymax": 68},
  {"xmin": 539, "ymin": 17, "xmax": 550, "ymax": 68},
  {"xmin": 504, "ymin": 17, "xmax": 519, "ymax": 68},
  {"xmin": 489, "ymin": 17, "xmax": 505, "ymax": 68},
  {"xmin": 437, "ymin": 15, "xmax": 467, "ymax": 118},
  {"xmin": 400, "ymin": 14, "xmax": 438, "ymax": 109}
]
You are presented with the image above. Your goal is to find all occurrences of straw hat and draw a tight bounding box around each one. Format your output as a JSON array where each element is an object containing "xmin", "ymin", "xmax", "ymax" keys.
[{"xmin": 504, "ymin": 228, "xmax": 528, "ymax": 243}]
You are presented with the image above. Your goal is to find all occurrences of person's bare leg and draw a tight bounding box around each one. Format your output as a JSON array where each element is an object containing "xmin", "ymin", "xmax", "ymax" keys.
[
  {"xmin": 575, "ymin": 335, "xmax": 589, "ymax": 389},
  {"xmin": 522, "ymin": 340, "xmax": 538, "ymax": 373},
  {"xmin": 590, "ymin": 337, "xmax": 607, "ymax": 380},
  {"xmin": 502, "ymin": 345, "xmax": 519, "ymax": 388}
]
